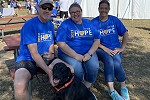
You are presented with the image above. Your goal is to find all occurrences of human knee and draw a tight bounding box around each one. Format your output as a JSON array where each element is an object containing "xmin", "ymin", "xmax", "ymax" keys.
[
  {"xmin": 114, "ymin": 54, "xmax": 122, "ymax": 62},
  {"xmin": 114, "ymin": 61, "xmax": 122, "ymax": 68},
  {"xmin": 14, "ymin": 70, "xmax": 30, "ymax": 93},
  {"xmin": 14, "ymin": 82, "xmax": 28, "ymax": 98},
  {"xmin": 14, "ymin": 79, "xmax": 27, "ymax": 91},
  {"xmin": 93, "ymin": 62, "xmax": 100, "ymax": 71},
  {"xmin": 113, "ymin": 56, "xmax": 122, "ymax": 67}
]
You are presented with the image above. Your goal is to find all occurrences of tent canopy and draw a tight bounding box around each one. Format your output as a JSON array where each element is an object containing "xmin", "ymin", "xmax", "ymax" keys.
[{"xmin": 68, "ymin": 0, "xmax": 150, "ymax": 19}]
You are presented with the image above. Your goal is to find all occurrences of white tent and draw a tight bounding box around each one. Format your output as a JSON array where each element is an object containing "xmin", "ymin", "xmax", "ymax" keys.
[
  {"xmin": 109, "ymin": 0, "xmax": 150, "ymax": 19},
  {"xmin": 68, "ymin": 0, "xmax": 150, "ymax": 19}
]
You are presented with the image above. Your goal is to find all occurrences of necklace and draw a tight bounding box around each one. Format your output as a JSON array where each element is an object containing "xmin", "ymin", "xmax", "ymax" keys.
[{"xmin": 72, "ymin": 20, "xmax": 85, "ymax": 35}]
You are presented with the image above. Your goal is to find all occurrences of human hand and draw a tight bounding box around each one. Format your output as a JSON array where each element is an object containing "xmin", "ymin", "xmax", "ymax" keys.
[
  {"xmin": 113, "ymin": 48, "xmax": 124, "ymax": 55},
  {"xmin": 83, "ymin": 53, "xmax": 91, "ymax": 62},
  {"xmin": 74, "ymin": 54, "xmax": 84, "ymax": 62},
  {"xmin": 42, "ymin": 52, "xmax": 54, "ymax": 61},
  {"xmin": 103, "ymin": 48, "xmax": 114, "ymax": 56}
]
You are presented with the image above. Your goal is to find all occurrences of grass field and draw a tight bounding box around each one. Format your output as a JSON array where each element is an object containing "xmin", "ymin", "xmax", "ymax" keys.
[{"xmin": 0, "ymin": 8, "xmax": 150, "ymax": 100}]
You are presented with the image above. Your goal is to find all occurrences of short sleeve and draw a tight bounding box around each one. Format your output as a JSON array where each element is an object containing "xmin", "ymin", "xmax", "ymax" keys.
[{"xmin": 56, "ymin": 22, "xmax": 67, "ymax": 42}]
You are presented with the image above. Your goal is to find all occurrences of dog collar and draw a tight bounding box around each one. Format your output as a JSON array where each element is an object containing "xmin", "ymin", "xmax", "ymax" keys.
[{"xmin": 54, "ymin": 76, "xmax": 74, "ymax": 91}]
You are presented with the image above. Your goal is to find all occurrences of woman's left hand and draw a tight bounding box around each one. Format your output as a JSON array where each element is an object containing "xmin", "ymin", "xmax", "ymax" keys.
[{"xmin": 113, "ymin": 48, "xmax": 124, "ymax": 55}]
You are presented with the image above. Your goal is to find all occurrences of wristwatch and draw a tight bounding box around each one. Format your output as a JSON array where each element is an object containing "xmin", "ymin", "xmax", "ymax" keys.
[
  {"xmin": 51, "ymin": 52, "xmax": 54, "ymax": 54},
  {"xmin": 88, "ymin": 52, "xmax": 92, "ymax": 57}
]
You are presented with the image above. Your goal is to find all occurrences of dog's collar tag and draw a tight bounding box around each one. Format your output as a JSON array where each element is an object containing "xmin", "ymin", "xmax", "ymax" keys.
[{"xmin": 54, "ymin": 76, "xmax": 74, "ymax": 91}]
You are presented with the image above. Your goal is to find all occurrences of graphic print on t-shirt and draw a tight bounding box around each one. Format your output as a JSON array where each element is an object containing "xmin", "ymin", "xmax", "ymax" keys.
[
  {"xmin": 70, "ymin": 28, "xmax": 92, "ymax": 38},
  {"xmin": 38, "ymin": 31, "xmax": 53, "ymax": 42},
  {"xmin": 98, "ymin": 25, "xmax": 115, "ymax": 36}
]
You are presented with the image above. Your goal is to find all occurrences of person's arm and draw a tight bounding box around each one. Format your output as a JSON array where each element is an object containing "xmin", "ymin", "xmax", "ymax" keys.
[
  {"xmin": 120, "ymin": 31, "xmax": 128, "ymax": 51},
  {"xmin": 113, "ymin": 31, "xmax": 129, "ymax": 55},
  {"xmin": 100, "ymin": 32, "xmax": 129, "ymax": 56},
  {"xmin": 88, "ymin": 39, "xmax": 100, "ymax": 55},
  {"xmin": 99, "ymin": 43, "xmax": 114, "ymax": 56},
  {"xmin": 28, "ymin": 43, "xmax": 54, "ymax": 85},
  {"xmin": 83, "ymin": 39, "xmax": 100, "ymax": 61},
  {"xmin": 27, "ymin": 43, "xmax": 51, "ymax": 75},
  {"xmin": 57, "ymin": 42, "xmax": 84, "ymax": 62}
]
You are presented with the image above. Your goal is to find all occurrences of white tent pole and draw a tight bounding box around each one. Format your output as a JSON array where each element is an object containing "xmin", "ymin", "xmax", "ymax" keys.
[
  {"xmin": 132, "ymin": 0, "xmax": 134, "ymax": 20},
  {"xmin": 122, "ymin": 0, "xmax": 131, "ymax": 19},
  {"xmin": 117, "ymin": 0, "xmax": 119, "ymax": 17}
]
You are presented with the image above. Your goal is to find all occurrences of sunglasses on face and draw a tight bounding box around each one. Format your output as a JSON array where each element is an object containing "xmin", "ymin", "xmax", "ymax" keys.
[{"xmin": 40, "ymin": 6, "xmax": 53, "ymax": 11}]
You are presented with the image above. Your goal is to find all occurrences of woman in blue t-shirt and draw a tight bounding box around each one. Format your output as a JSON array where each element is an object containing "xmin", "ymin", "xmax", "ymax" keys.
[
  {"xmin": 92, "ymin": 1, "xmax": 129, "ymax": 100},
  {"xmin": 56, "ymin": 3, "xmax": 100, "ymax": 88}
]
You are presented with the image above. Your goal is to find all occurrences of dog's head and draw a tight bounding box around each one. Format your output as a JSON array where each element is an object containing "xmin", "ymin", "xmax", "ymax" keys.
[{"xmin": 53, "ymin": 62, "xmax": 73, "ymax": 88}]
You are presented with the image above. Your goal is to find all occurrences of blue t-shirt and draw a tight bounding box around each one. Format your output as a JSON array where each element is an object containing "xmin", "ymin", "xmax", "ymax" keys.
[
  {"xmin": 25, "ymin": 2, "xmax": 31, "ymax": 8},
  {"xmin": 54, "ymin": 1, "xmax": 59, "ymax": 9},
  {"xmin": 92, "ymin": 15, "xmax": 127, "ymax": 50},
  {"xmin": 35, "ymin": 0, "xmax": 40, "ymax": 4},
  {"xmin": 16, "ymin": 16, "xmax": 54, "ymax": 62},
  {"xmin": 51, "ymin": 8, "xmax": 58, "ymax": 18},
  {"xmin": 56, "ymin": 18, "xmax": 100, "ymax": 55}
]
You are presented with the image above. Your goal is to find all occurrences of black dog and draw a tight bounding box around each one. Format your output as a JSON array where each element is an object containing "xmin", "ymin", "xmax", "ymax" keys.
[{"xmin": 52, "ymin": 62, "xmax": 97, "ymax": 100}]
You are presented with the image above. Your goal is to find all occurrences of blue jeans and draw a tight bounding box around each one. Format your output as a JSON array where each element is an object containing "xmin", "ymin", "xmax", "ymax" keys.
[
  {"xmin": 96, "ymin": 48, "xmax": 126, "ymax": 82},
  {"xmin": 58, "ymin": 52, "xmax": 100, "ymax": 83}
]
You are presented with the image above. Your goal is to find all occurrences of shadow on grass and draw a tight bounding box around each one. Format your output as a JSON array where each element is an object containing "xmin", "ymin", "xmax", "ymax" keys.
[
  {"xmin": 93, "ymin": 35, "xmax": 150, "ymax": 99},
  {"xmin": 136, "ymin": 27, "xmax": 150, "ymax": 32}
]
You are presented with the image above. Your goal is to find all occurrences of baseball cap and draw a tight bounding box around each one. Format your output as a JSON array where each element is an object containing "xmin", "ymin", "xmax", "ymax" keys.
[{"xmin": 38, "ymin": 0, "xmax": 54, "ymax": 7}]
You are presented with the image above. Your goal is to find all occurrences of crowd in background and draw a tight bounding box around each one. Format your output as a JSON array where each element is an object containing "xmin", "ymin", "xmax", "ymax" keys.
[{"xmin": 0, "ymin": 0, "xmax": 81, "ymax": 18}]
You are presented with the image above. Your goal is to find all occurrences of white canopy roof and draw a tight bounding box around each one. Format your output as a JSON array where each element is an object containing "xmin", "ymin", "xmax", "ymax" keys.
[{"xmin": 68, "ymin": 0, "xmax": 150, "ymax": 19}]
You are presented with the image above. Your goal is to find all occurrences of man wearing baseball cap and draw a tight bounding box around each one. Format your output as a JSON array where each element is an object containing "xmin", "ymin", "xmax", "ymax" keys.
[
  {"xmin": 14, "ymin": 0, "xmax": 55, "ymax": 99},
  {"xmin": 38, "ymin": 0, "xmax": 54, "ymax": 6}
]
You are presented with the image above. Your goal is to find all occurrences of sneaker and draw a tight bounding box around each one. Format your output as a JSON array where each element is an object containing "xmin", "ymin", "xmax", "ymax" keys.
[
  {"xmin": 121, "ymin": 86, "xmax": 130, "ymax": 100},
  {"xmin": 110, "ymin": 90, "xmax": 125, "ymax": 100}
]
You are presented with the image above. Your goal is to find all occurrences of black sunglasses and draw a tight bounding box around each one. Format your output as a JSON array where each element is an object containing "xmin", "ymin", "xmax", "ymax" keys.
[{"xmin": 40, "ymin": 6, "xmax": 53, "ymax": 11}]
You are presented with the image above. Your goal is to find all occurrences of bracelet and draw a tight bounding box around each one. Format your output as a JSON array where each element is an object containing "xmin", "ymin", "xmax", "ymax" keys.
[
  {"xmin": 87, "ymin": 52, "xmax": 92, "ymax": 57},
  {"xmin": 51, "ymin": 52, "xmax": 54, "ymax": 54}
]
